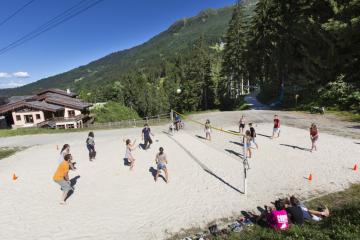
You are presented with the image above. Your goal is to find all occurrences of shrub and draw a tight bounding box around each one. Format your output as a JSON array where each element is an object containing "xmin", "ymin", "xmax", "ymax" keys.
[{"xmin": 91, "ymin": 101, "xmax": 140, "ymax": 123}]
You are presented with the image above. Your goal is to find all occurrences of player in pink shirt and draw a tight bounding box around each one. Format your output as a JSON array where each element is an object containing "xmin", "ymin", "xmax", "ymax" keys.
[{"xmin": 257, "ymin": 199, "xmax": 289, "ymax": 231}]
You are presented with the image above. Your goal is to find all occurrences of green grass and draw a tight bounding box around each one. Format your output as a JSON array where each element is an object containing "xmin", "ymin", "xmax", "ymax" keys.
[
  {"xmin": 0, "ymin": 147, "xmax": 22, "ymax": 160},
  {"xmin": 180, "ymin": 109, "xmax": 220, "ymax": 117},
  {"xmin": 0, "ymin": 128, "xmax": 88, "ymax": 138},
  {"xmin": 0, "ymin": 117, "xmax": 170, "ymax": 138},
  {"xmin": 325, "ymin": 110, "xmax": 360, "ymax": 122},
  {"xmin": 90, "ymin": 101, "xmax": 140, "ymax": 123},
  {"xmin": 170, "ymin": 184, "xmax": 360, "ymax": 240}
]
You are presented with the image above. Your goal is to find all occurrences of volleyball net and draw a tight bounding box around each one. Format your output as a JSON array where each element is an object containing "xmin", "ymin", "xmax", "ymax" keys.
[{"xmin": 170, "ymin": 110, "xmax": 245, "ymax": 137}]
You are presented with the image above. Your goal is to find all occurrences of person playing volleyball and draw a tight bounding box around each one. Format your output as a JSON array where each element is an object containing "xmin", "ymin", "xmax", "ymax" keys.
[
  {"xmin": 310, "ymin": 123, "xmax": 319, "ymax": 152},
  {"xmin": 271, "ymin": 115, "xmax": 280, "ymax": 139},
  {"xmin": 154, "ymin": 147, "xmax": 169, "ymax": 183},
  {"xmin": 204, "ymin": 119, "xmax": 212, "ymax": 141}
]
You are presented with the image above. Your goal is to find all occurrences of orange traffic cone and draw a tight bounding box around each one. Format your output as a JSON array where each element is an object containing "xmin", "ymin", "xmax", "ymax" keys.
[
  {"xmin": 12, "ymin": 173, "xmax": 18, "ymax": 181},
  {"xmin": 353, "ymin": 164, "xmax": 358, "ymax": 171},
  {"xmin": 308, "ymin": 174, "xmax": 313, "ymax": 181}
]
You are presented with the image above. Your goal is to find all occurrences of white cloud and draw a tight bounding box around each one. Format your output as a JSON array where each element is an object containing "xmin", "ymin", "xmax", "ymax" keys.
[
  {"xmin": 0, "ymin": 80, "xmax": 26, "ymax": 89},
  {"xmin": 13, "ymin": 71, "xmax": 30, "ymax": 78},
  {"xmin": 0, "ymin": 72, "xmax": 11, "ymax": 78}
]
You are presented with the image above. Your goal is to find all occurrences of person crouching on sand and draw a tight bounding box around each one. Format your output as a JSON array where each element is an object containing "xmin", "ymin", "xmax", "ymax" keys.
[
  {"xmin": 204, "ymin": 119, "xmax": 212, "ymax": 141},
  {"xmin": 86, "ymin": 132, "xmax": 96, "ymax": 161},
  {"xmin": 310, "ymin": 123, "xmax": 319, "ymax": 152},
  {"xmin": 59, "ymin": 144, "xmax": 76, "ymax": 170},
  {"xmin": 53, "ymin": 154, "xmax": 73, "ymax": 205},
  {"xmin": 125, "ymin": 139, "xmax": 137, "ymax": 170},
  {"xmin": 155, "ymin": 147, "xmax": 169, "ymax": 183}
]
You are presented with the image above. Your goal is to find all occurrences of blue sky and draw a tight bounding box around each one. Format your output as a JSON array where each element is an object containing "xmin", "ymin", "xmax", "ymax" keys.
[{"xmin": 0, "ymin": 0, "xmax": 235, "ymax": 89}]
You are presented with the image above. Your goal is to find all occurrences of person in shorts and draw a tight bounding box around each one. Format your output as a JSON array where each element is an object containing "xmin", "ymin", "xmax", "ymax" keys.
[
  {"xmin": 310, "ymin": 123, "xmax": 319, "ymax": 152},
  {"xmin": 249, "ymin": 123, "xmax": 258, "ymax": 149},
  {"xmin": 244, "ymin": 130, "xmax": 253, "ymax": 158},
  {"xmin": 124, "ymin": 139, "xmax": 137, "ymax": 170},
  {"xmin": 59, "ymin": 144, "xmax": 76, "ymax": 170},
  {"xmin": 204, "ymin": 119, "xmax": 212, "ymax": 141},
  {"xmin": 239, "ymin": 115, "xmax": 245, "ymax": 134},
  {"xmin": 154, "ymin": 147, "xmax": 169, "ymax": 183},
  {"xmin": 86, "ymin": 132, "xmax": 96, "ymax": 161},
  {"xmin": 271, "ymin": 115, "xmax": 280, "ymax": 139},
  {"xmin": 53, "ymin": 154, "xmax": 73, "ymax": 204},
  {"xmin": 142, "ymin": 124, "xmax": 154, "ymax": 150}
]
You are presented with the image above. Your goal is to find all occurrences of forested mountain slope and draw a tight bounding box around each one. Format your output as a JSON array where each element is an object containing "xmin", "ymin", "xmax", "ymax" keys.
[{"xmin": 0, "ymin": 1, "xmax": 256, "ymax": 97}]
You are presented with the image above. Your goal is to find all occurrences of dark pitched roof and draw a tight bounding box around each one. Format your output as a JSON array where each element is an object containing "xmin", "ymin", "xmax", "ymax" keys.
[
  {"xmin": 37, "ymin": 92, "xmax": 92, "ymax": 110},
  {"xmin": 0, "ymin": 88, "xmax": 91, "ymax": 114},
  {"xmin": 36, "ymin": 88, "xmax": 77, "ymax": 97},
  {"xmin": 8, "ymin": 95, "xmax": 36, "ymax": 103},
  {"xmin": 0, "ymin": 100, "xmax": 64, "ymax": 115}
]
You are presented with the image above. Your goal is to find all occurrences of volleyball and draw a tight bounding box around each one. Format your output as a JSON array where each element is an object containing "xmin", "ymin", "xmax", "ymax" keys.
[{"xmin": 176, "ymin": 88, "xmax": 182, "ymax": 94}]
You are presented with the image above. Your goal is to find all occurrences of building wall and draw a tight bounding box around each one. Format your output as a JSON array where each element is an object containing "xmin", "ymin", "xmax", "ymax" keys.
[
  {"xmin": 12, "ymin": 110, "xmax": 45, "ymax": 128},
  {"xmin": 64, "ymin": 107, "xmax": 82, "ymax": 118}
]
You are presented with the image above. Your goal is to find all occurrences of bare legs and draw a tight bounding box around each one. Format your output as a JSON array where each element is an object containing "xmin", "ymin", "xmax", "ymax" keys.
[
  {"xmin": 206, "ymin": 132, "xmax": 211, "ymax": 141},
  {"xmin": 155, "ymin": 168, "xmax": 169, "ymax": 183},
  {"xmin": 310, "ymin": 138, "xmax": 317, "ymax": 152},
  {"xmin": 129, "ymin": 158, "xmax": 135, "ymax": 170}
]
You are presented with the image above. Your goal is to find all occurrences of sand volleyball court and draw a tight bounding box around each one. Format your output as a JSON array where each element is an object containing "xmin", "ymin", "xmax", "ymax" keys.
[{"xmin": 0, "ymin": 112, "xmax": 359, "ymax": 240}]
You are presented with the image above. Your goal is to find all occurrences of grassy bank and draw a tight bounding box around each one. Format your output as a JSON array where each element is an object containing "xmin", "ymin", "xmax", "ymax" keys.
[
  {"xmin": 0, "ymin": 147, "xmax": 23, "ymax": 160},
  {"xmin": 171, "ymin": 184, "xmax": 360, "ymax": 240},
  {"xmin": 0, "ymin": 118, "xmax": 170, "ymax": 138}
]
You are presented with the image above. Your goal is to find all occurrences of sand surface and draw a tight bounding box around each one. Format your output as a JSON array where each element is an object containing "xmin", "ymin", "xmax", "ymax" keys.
[{"xmin": 0, "ymin": 112, "xmax": 359, "ymax": 240}]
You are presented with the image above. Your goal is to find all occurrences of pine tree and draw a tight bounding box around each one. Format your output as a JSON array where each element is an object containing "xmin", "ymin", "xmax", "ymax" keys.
[{"xmin": 219, "ymin": 0, "xmax": 249, "ymax": 108}]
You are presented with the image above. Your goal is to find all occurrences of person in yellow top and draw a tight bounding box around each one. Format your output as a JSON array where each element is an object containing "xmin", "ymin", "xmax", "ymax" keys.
[{"xmin": 53, "ymin": 154, "xmax": 73, "ymax": 204}]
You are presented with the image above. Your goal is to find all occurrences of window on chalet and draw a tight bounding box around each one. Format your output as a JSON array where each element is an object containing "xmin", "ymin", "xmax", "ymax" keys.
[
  {"xmin": 24, "ymin": 115, "xmax": 34, "ymax": 123},
  {"xmin": 16, "ymin": 115, "xmax": 21, "ymax": 121},
  {"xmin": 68, "ymin": 110, "xmax": 75, "ymax": 118},
  {"xmin": 36, "ymin": 114, "xmax": 41, "ymax": 120}
]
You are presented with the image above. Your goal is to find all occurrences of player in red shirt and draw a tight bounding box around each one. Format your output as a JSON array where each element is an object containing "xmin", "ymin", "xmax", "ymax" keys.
[
  {"xmin": 310, "ymin": 123, "xmax": 319, "ymax": 152},
  {"xmin": 271, "ymin": 115, "xmax": 281, "ymax": 139}
]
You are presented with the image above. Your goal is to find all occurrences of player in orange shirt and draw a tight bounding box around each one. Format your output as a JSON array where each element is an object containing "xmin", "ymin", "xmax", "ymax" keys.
[{"xmin": 53, "ymin": 154, "xmax": 73, "ymax": 204}]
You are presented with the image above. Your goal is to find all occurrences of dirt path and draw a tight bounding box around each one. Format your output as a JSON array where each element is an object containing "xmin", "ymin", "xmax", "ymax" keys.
[{"xmin": 188, "ymin": 110, "xmax": 360, "ymax": 140}]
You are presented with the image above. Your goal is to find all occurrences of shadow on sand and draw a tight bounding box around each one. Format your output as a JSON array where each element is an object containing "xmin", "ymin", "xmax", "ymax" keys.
[
  {"xmin": 229, "ymin": 141, "xmax": 244, "ymax": 147},
  {"xmin": 196, "ymin": 135, "xmax": 207, "ymax": 140},
  {"xmin": 280, "ymin": 144, "xmax": 311, "ymax": 152},
  {"xmin": 64, "ymin": 175, "xmax": 80, "ymax": 201},
  {"xmin": 225, "ymin": 149, "xmax": 244, "ymax": 159},
  {"xmin": 257, "ymin": 133, "xmax": 272, "ymax": 139},
  {"xmin": 149, "ymin": 167, "xmax": 166, "ymax": 182},
  {"xmin": 123, "ymin": 158, "xmax": 131, "ymax": 166},
  {"xmin": 166, "ymin": 135, "xmax": 244, "ymax": 194}
]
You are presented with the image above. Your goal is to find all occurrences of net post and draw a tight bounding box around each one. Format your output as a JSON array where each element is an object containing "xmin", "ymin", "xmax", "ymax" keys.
[
  {"xmin": 243, "ymin": 139, "xmax": 248, "ymax": 195},
  {"xmin": 170, "ymin": 110, "xmax": 174, "ymax": 135}
]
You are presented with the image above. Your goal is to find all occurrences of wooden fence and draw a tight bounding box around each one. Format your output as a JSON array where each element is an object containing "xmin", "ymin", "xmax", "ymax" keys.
[{"xmin": 84, "ymin": 113, "xmax": 170, "ymax": 129}]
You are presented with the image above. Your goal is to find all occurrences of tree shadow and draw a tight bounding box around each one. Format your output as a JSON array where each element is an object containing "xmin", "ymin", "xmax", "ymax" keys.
[
  {"xmin": 167, "ymin": 135, "xmax": 244, "ymax": 194},
  {"xmin": 229, "ymin": 141, "xmax": 244, "ymax": 147},
  {"xmin": 280, "ymin": 144, "xmax": 311, "ymax": 152},
  {"xmin": 196, "ymin": 135, "xmax": 207, "ymax": 140},
  {"xmin": 149, "ymin": 167, "xmax": 166, "ymax": 182},
  {"xmin": 257, "ymin": 133, "xmax": 272, "ymax": 139},
  {"xmin": 225, "ymin": 149, "xmax": 244, "ymax": 159}
]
